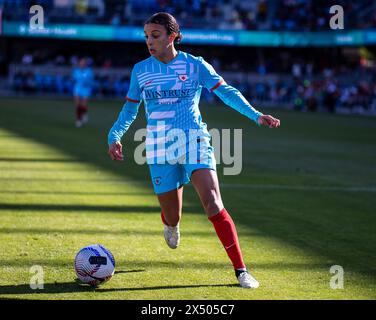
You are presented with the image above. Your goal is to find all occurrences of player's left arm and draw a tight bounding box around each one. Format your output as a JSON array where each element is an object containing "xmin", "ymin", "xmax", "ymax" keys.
[
  {"xmin": 199, "ymin": 58, "xmax": 280, "ymax": 128},
  {"xmin": 214, "ymin": 83, "xmax": 280, "ymax": 128}
]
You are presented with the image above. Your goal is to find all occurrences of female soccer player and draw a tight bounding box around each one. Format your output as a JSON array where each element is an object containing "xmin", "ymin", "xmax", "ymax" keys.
[
  {"xmin": 72, "ymin": 58, "xmax": 94, "ymax": 127},
  {"xmin": 108, "ymin": 12, "xmax": 280, "ymax": 288}
]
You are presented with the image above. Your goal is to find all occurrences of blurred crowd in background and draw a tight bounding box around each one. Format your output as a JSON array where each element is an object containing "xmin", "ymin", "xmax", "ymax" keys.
[
  {"xmin": 1, "ymin": 0, "xmax": 376, "ymax": 114},
  {"xmin": 9, "ymin": 45, "xmax": 376, "ymax": 114},
  {"xmin": 1, "ymin": 0, "xmax": 376, "ymax": 30}
]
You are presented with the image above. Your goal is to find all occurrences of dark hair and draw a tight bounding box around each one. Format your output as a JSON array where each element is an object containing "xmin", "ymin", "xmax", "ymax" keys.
[{"xmin": 145, "ymin": 12, "xmax": 183, "ymax": 44}]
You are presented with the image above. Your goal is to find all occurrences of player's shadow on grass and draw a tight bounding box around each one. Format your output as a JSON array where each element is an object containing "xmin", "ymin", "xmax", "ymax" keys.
[
  {"xmin": 115, "ymin": 269, "xmax": 145, "ymax": 274},
  {"xmin": 0, "ymin": 281, "xmax": 237, "ymax": 296},
  {"xmin": 0, "ymin": 282, "xmax": 94, "ymax": 295},
  {"xmin": 96, "ymin": 283, "xmax": 239, "ymax": 293},
  {"xmin": 0, "ymin": 269, "xmax": 146, "ymax": 295}
]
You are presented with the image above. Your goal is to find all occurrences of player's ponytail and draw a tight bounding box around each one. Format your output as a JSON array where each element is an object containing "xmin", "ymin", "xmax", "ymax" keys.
[
  {"xmin": 145, "ymin": 12, "xmax": 182, "ymax": 44},
  {"xmin": 175, "ymin": 30, "xmax": 183, "ymax": 44}
]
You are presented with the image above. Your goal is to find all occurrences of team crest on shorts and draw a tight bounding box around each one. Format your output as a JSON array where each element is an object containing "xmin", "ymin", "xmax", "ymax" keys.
[
  {"xmin": 154, "ymin": 176, "xmax": 162, "ymax": 185},
  {"xmin": 178, "ymin": 75, "xmax": 188, "ymax": 82}
]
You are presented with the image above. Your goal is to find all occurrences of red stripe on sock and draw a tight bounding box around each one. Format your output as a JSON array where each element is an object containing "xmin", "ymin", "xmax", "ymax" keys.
[{"xmin": 209, "ymin": 208, "xmax": 246, "ymax": 269}]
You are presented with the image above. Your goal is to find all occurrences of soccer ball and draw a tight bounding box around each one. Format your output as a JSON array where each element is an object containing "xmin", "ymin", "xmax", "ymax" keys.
[{"xmin": 74, "ymin": 244, "xmax": 115, "ymax": 286}]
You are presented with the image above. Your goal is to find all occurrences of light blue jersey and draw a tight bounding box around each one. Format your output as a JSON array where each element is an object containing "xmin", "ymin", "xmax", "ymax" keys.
[
  {"xmin": 108, "ymin": 50, "xmax": 262, "ymax": 165},
  {"xmin": 72, "ymin": 67, "xmax": 94, "ymax": 98}
]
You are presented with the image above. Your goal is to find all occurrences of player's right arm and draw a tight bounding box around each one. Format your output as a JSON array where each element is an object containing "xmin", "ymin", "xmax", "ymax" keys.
[{"xmin": 108, "ymin": 67, "xmax": 141, "ymax": 161}]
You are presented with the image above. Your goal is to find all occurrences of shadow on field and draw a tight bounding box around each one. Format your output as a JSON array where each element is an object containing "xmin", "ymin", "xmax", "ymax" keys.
[
  {"xmin": 0, "ymin": 157, "xmax": 82, "ymax": 162},
  {"xmin": 0, "ymin": 259, "xmax": 231, "ymax": 269},
  {"xmin": 96, "ymin": 283, "xmax": 239, "ymax": 292},
  {"xmin": 0, "ymin": 269, "xmax": 146, "ymax": 295},
  {"xmin": 0, "ymin": 281, "xmax": 96, "ymax": 295},
  {"xmin": 0, "ymin": 190, "xmax": 149, "ymax": 196},
  {"xmin": 115, "ymin": 269, "xmax": 145, "ymax": 274},
  {"xmin": 0, "ymin": 269, "xmax": 235, "ymax": 294},
  {"xmin": 0, "ymin": 203, "xmax": 163, "ymax": 213},
  {"xmin": 0, "ymin": 226, "xmax": 219, "ymax": 237},
  {"xmin": 0, "ymin": 279, "xmax": 237, "ymax": 296},
  {"xmin": 0, "ymin": 99, "xmax": 152, "ymax": 182}
]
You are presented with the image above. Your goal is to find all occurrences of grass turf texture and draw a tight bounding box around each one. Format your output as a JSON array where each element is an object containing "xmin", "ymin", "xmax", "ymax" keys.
[{"xmin": 0, "ymin": 97, "xmax": 375, "ymax": 300}]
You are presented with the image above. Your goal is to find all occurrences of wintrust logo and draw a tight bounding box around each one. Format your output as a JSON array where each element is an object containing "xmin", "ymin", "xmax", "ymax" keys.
[{"xmin": 144, "ymin": 89, "xmax": 193, "ymax": 100}]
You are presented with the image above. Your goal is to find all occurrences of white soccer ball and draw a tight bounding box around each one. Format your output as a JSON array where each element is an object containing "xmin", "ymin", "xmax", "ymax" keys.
[{"xmin": 74, "ymin": 244, "xmax": 115, "ymax": 286}]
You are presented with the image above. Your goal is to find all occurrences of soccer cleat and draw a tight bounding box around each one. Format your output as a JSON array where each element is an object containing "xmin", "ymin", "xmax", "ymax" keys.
[
  {"xmin": 75, "ymin": 120, "xmax": 82, "ymax": 128},
  {"xmin": 163, "ymin": 224, "xmax": 180, "ymax": 249},
  {"xmin": 82, "ymin": 114, "xmax": 89, "ymax": 124},
  {"xmin": 237, "ymin": 271, "xmax": 260, "ymax": 289}
]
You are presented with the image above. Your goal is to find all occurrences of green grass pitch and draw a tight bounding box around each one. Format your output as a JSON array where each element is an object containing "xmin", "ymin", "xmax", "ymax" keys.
[{"xmin": 0, "ymin": 97, "xmax": 375, "ymax": 300}]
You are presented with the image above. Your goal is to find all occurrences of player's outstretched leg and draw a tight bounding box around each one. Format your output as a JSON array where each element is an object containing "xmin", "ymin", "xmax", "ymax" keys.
[
  {"xmin": 191, "ymin": 169, "xmax": 259, "ymax": 288},
  {"xmin": 209, "ymin": 208, "xmax": 259, "ymax": 289}
]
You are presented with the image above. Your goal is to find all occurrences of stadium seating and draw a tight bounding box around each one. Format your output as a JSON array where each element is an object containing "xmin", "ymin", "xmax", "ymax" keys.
[
  {"xmin": 1, "ymin": 0, "xmax": 376, "ymax": 30},
  {"xmin": 1, "ymin": 1, "xmax": 376, "ymax": 114}
]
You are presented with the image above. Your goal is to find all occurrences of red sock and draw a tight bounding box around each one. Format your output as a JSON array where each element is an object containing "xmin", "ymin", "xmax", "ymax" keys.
[
  {"xmin": 76, "ymin": 105, "xmax": 88, "ymax": 121},
  {"xmin": 81, "ymin": 105, "xmax": 88, "ymax": 115},
  {"xmin": 161, "ymin": 212, "xmax": 169, "ymax": 226},
  {"xmin": 208, "ymin": 208, "xmax": 246, "ymax": 270},
  {"xmin": 76, "ymin": 105, "xmax": 84, "ymax": 121},
  {"xmin": 76, "ymin": 105, "xmax": 81, "ymax": 121}
]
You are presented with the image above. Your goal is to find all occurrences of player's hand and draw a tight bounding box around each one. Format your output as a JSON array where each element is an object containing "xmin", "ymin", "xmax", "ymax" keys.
[
  {"xmin": 258, "ymin": 115, "xmax": 281, "ymax": 128},
  {"xmin": 108, "ymin": 141, "xmax": 124, "ymax": 161}
]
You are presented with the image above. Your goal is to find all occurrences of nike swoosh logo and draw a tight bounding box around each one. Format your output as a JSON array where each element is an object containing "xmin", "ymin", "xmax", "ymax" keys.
[
  {"xmin": 224, "ymin": 243, "xmax": 235, "ymax": 250},
  {"xmin": 145, "ymin": 80, "xmax": 153, "ymax": 85}
]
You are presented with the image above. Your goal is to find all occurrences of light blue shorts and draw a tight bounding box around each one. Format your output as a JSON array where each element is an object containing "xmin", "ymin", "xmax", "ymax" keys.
[
  {"xmin": 74, "ymin": 86, "xmax": 92, "ymax": 99},
  {"xmin": 148, "ymin": 146, "xmax": 216, "ymax": 195}
]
